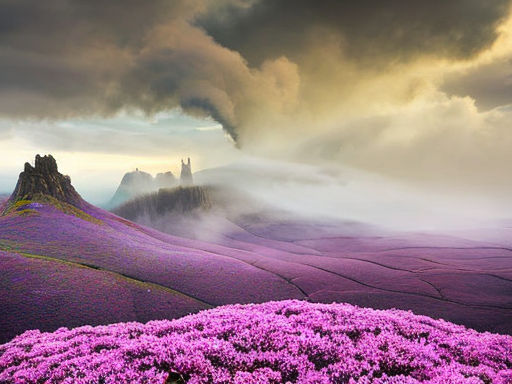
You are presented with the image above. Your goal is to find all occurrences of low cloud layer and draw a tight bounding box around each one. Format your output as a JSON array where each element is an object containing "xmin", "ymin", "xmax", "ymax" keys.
[{"xmin": 2, "ymin": 0, "xmax": 512, "ymax": 194}]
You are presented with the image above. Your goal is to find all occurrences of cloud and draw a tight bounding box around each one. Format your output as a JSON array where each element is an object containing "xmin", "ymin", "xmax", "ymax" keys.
[
  {"xmin": 2, "ymin": 0, "xmax": 512, "ymax": 195},
  {"xmin": 200, "ymin": 0, "xmax": 510, "ymax": 65},
  {"xmin": 2, "ymin": 0, "xmax": 508, "ymax": 133},
  {"xmin": 0, "ymin": 0, "xmax": 300, "ymax": 146},
  {"xmin": 295, "ymin": 91, "xmax": 512, "ymax": 197},
  {"xmin": 442, "ymin": 57, "xmax": 512, "ymax": 110}
]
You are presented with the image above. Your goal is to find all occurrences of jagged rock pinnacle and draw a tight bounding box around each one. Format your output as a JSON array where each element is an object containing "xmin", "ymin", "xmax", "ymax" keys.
[
  {"xmin": 9, "ymin": 154, "xmax": 83, "ymax": 207},
  {"xmin": 180, "ymin": 157, "xmax": 193, "ymax": 186}
]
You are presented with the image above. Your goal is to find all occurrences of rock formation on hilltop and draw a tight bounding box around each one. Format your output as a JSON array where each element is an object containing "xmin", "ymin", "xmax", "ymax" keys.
[
  {"xmin": 180, "ymin": 158, "xmax": 193, "ymax": 186},
  {"xmin": 109, "ymin": 168, "xmax": 177, "ymax": 209},
  {"xmin": 109, "ymin": 157, "xmax": 194, "ymax": 209},
  {"xmin": 8, "ymin": 154, "xmax": 83, "ymax": 208}
]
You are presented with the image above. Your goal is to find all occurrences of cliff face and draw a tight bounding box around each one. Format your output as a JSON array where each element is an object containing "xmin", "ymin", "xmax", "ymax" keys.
[
  {"xmin": 113, "ymin": 186, "xmax": 212, "ymax": 220},
  {"xmin": 8, "ymin": 155, "xmax": 83, "ymax": 208}
]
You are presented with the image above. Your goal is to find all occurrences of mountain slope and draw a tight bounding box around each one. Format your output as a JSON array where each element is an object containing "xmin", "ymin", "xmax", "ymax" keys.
[
  {"xmin": 0, "ymin": 249, "xmax": 206, "ymax": 342},
  {"xmin": 0, "ymin": 199, "xmax": 308, "ymax": 342},
  {"xmin": 109, "ymin": 182, "xmax": 512, "ymax": 336}
]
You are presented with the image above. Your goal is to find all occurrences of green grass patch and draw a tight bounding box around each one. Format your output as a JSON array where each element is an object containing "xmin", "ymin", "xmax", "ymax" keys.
[
  {"xmin": 1, "ymin": 194, "xmax": 103, "ymax": 225},
  {"xmin": 16, "ymin": 209, "xmax": 39, "ymax": 216},
  {"xmin": 33, "ymin": 194, "xmax": 103, "ymax": 225}
]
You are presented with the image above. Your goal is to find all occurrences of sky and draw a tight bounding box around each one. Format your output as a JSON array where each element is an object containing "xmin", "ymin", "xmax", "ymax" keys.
[
  {"xmin": 1, "ymin": 0, "xmax": 512, "ymax": 213},
  {"xmin": 0, "ymin": 111, "xmax": 238, "ymax": 203}
]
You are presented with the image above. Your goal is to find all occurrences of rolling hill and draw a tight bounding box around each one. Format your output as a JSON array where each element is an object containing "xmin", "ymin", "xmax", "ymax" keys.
[
  {"xmin": 1, "ymin": 155, "xmax": 511, "ymax": 345},
  {"xmin": 2, "ymin": 300, "xmax": 511, "ymax": 383}
]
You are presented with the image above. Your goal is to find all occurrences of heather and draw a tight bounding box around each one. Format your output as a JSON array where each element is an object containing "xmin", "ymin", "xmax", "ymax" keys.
[
  {"xmin": 1, "ymin": 196, "xmax": 512, "ymax": 345},
  {"xmin": 1, "ymin": 301, "xmax": 511, "ymax": 384}
]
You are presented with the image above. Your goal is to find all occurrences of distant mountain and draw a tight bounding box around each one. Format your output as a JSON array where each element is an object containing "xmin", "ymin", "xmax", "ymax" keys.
[
  {"xmin": 108, "ymin": 158, "xmax": 197, "ymax": 209},
  {"xmin": 108, "ymin": 169, "xmax": 177, "ymax": 209}
]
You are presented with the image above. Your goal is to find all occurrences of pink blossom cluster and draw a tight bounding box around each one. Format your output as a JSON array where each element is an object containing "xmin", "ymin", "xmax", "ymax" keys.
[{"xmin": 1, "ymin": 300, "xmax": 511, "ymax": 383}]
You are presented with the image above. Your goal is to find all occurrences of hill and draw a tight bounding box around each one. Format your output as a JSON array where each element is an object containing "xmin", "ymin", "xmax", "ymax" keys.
[
  {"xmin": 1, "ymin": 155, "xmax": 511, "ymax": 344},
  {"xmin": 0, "ymin": 156, "xmax": 302, "ymax": 343},
  {"xmin": 1, "ymin": 300, "xmax": 511, "ymax": 383}
]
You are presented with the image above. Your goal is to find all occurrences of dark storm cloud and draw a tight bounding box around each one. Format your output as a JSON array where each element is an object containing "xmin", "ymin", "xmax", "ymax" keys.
[
  {"xmin": 0, "ymin": 0, "xmax": 203, "ymax": 117},
  {"xmin": 200, "ymin": 0, "xmax": 511, "ymax": 66},
  {"xmin": 442, "ymin": 58, "xmax": 512, "ymax": 110},
  {"xmin": 0, "ymin": 0, "xmax": 511, "ymax": 146},
  {"xmin": 0, "ymin": 0, "xmax": 299, "ymax": 142},
  {"xmin": 0, "ymin": 0, "xmax": 186, "ymax": 49}
]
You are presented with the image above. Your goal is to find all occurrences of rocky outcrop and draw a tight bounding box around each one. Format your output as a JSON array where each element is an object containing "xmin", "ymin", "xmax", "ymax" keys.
[
  {"xmin": 180, "ymin": 158, "xmax": 193, "ymax": 186},
  {"xmin": 8, "ymin": 154, "xmax": 83, "ymax": 208},
  {"xmin": 109, "ymin": 157, "xmax": 194, "ymax": 209},
  {"xmin": 113, "ymin": 186, "xmax": 212, "ymax": 220}
]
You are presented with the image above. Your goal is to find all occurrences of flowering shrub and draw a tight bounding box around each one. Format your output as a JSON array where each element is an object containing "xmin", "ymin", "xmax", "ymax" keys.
[{"xmin": 1, "ymin": 300, "xmax": 511, "ymax": 383}]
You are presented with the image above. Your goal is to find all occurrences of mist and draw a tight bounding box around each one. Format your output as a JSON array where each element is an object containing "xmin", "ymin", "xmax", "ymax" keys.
[
  {"xmin": 108, "ymin": 156, "xmax": 511, "ymax": 251},
  {"xmin": 198, "ymin": 158, "xmax": 510, "ymax": 230}
]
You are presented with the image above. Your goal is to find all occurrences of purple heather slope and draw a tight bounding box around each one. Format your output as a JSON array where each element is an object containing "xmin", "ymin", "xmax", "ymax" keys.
[
  {"xmin": 1, "ymin": 196, "xmax": 512, "ymax": 344},
  {"xmin": 0, "ymin": 201, "xmax": 304, "ymax": 343},
  {"xmin": 0, "ymin": 249, "xmax": 205, "ymax": 341},
  {"xmin": 1, "ymin": 300, "xmax": 511, "ymax": 384},
  {"xmin": 117, "ymin": 207, "xmax": 512, "ymax": 336}
]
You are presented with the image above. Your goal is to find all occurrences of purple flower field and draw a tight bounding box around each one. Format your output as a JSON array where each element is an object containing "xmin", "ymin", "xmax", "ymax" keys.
[
  {"xmin": 1, "ymin": 195, "xmax": 512, "ymax": 346},
  {"xmin": 1, "ymin": 300, "xmax": 511, "ymax": 383}
]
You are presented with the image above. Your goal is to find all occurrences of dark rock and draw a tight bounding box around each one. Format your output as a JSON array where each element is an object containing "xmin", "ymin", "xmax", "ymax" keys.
[
  {"xmin": 9, "ymin": 154, "xmax": 83, "ymax": 207},
  {"xmin": 113, "ymin": 186, "xmax": 212, "ymax": 220},
  {"xmin": 180, "ymin": 158, "xmax": 193, "ymax": 186}
]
